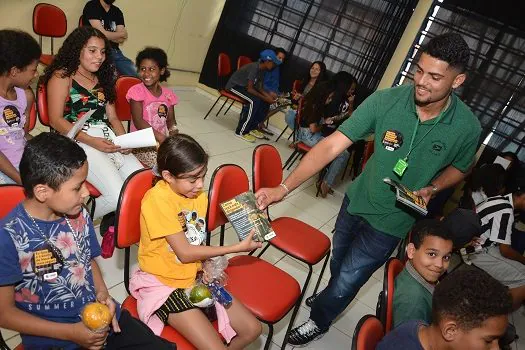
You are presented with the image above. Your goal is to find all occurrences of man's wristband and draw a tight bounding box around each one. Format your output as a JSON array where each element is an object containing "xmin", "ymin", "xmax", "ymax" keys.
[
  {"xmin": 279, "ymin": 183, "xmax": 290, "ymax": 196},
  {"xmin": 430, "ymin": 184, "xmax": 439, "ymax": 196}
]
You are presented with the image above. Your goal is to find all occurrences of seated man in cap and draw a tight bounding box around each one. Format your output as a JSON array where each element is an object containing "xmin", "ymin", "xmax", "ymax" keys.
[{"xmin": 226, "ymin": 49, "xmax": 280, "ymax": 143}]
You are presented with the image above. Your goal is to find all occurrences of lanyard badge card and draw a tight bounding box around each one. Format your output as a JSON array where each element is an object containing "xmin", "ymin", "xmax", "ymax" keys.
[{"xmin": 393, "ymin": 158, "xmax": 408, "ymax": 176}]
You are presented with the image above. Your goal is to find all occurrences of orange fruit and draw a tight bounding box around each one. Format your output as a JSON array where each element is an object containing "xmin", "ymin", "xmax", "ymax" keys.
[{"xmin": 81, "ymin": 302, "xmax": 112, "ymax": 331}]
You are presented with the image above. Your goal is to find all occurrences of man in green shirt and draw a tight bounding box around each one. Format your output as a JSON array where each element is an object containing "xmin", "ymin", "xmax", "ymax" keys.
[
  {"xmin": 393, "ymin": 219, "xmax": 453, "ymax": 328},
  {"xmin": 255, "ymin": 33, "xmax": 481, "ymax": 346}
]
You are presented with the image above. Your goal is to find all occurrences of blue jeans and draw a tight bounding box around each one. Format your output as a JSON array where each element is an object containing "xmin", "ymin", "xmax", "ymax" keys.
[
  {"xmin": 285, "ymin": 109, "xmax": 296, "ymax": 129},
  {"xmin": 111, "ymin": 48, "xmax": 137, "ymax": 77},
  {"xmin": 297, "ymin": 127, "xmax": 349, "ymax": 187},
  {"xmin": 310, "ymin": 195, "xmax": 401, "ymax": 329}
]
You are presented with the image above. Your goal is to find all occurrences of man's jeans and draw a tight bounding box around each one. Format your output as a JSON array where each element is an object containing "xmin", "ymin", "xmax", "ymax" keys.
[
  {"xmin": 111, "ymin": 48, "xmax": 138, "ymax": 77},
  {"xmin": 310, "ymin": 195, "xmax": 401, "ymax": 330}
]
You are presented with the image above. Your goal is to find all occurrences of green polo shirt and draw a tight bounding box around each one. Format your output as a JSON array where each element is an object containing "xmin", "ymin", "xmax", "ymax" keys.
[{"xmin": 338, "ymin": 84, "xmax": 481, "ymax": 238}]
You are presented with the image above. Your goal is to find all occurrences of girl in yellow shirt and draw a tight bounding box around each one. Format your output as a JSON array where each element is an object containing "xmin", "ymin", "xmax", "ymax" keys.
[{"xmin": 138, "ymin": 134, "xmax": 262, "ymax": 349}]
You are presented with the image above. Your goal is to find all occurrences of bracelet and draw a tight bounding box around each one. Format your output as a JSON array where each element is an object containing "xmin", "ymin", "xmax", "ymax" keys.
[{"xmin": 279, "ymin": 183, "xmax": 290, "ymax": 196}]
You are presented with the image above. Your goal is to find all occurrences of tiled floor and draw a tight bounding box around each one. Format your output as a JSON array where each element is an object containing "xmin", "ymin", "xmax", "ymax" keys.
[{"xmin": 3, "ymin": 88, "xmax": 525, "ymax": 349}]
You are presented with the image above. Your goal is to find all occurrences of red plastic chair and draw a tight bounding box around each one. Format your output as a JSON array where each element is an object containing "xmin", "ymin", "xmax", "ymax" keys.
[
  {"xmin": 252, "ymin": 144, "xmax": 331, "ymax": 304},
  {"xmin": 32, "ymin": 3, "xmax": 67, "ymax": 66},
  {"xmin": 206, "ymin": 164, "xmax": 301, "ymax": 349},
  {"xmin": 204, "ymin": 53, "xmax": 247, "ymax": 119},
  {"xmin": 376, "ymin": 257, "xmax": 405, "ymax": 333},
  {"xmin": 236, "ymin": 55, "xmax": 252, "ymax": 70},
  {"xmin": 36, "ymin": 82, "xmax": 101, "ymax": 218},
  {"xmin": 114, "ymin": 168, "xmax": 200, "ymax": 350},
  {"xmin": 26, "ymin": 97, "xmax": 37, "ymax": 133},
  {"xmin": 275, "ymin": 80, "xmax": 302, "ymax": 143},
  {"xmin": 115, "ymin": 76, "xmax": 141, "ymax": 131},
  {"xmin": 281, "ymin": 98, "xmax": 310, "ymax": 170},
  {"xmin": 78, "ymin": 15, "xmax": 84, "ymax": 28},
  {"xmin": 351, "ymin": 314, "xmax": 385, "ymax": 350}
]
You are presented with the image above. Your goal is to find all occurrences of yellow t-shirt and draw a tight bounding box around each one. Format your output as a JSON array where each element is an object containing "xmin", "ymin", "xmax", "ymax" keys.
[{"xmin": 138, "ymin": 180, "xmax": 208, "ymax": 289}]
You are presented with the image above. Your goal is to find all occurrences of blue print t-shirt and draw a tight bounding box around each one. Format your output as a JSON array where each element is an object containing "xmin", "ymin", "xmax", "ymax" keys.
[{"xmin": 0, "ymin": 203, "xmax": 101, "ymax": 349}]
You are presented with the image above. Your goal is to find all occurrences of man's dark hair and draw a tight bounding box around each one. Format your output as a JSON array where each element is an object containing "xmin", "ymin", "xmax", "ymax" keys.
[
  {"xmin": 411, "ymin": 219, "xmax": 453, "ymax": 249},
  {"xmin": 19, "ymin": 133, "xmax": 87, "ymax": 198},
  {"xmin": 473, "ymin": 163, "xmax": 506, "ymax": 197},
  {"xmin": 432, "ymin": 267, "xmax": 512, "ymax": 330},
  {"xmin": 275, "ymin": 47, "xmax": 287, "ymax": 56},
  {"xmin": 421, "ymin": 33, "xmax": 470, "ymax": 73},
  {"xmin": 0, "ymin": 30, "xmax": 41, "ymax": 75}
]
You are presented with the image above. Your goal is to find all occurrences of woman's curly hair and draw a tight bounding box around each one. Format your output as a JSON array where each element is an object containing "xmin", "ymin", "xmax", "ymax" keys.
[{"xmin": 42, "ymin": 27, "xmax": 116, "ymax": 102}]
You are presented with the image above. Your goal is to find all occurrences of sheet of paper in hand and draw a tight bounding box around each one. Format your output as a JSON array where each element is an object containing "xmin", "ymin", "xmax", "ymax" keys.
[
  {"xmin": 220, "ymin": 191, "xmax": 276, "ymax": 242},
  {"xmin": 383, "ymin": 177, "xmax": 428, "ymax": 216}
]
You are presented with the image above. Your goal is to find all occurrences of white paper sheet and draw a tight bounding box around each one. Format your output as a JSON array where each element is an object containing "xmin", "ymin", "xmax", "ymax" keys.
[{"xmin": 113, "ymin": 127, "xmax": 156, "ymax": 149}]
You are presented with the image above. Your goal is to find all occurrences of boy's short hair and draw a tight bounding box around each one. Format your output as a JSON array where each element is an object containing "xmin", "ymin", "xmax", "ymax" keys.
[
  {"xmin": 432, "ymin": 267, "xmax": 512, "ymax": 330},
  {"xmin": 19, "ymin": 133, "xmax": 87, "ymax": 198},
  {"xmin": 442, "ymin": 208, "xmax": 482, "ymax": 248},
  {"xmin": 0, "ymin": 29, "xmax": 41, "ymax": 75},
  {"xmin": 411, "ymin": 219, "xmax": 453, "ymax": 249},
  {"xmin": 420, "ymin": 33, "xmax": 470, "ymax": 73}
]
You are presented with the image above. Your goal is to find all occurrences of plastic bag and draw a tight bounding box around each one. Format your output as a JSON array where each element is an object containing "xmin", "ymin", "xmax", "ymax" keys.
[{"xmin": 187, "ymin": 256, "xmax": 232, "ymax": 307}]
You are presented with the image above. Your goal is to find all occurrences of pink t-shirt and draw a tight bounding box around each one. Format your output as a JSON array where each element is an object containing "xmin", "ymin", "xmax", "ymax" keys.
[
  {"xmin": 126, "ymin": 83, "xmax": 178, "ymax": 134},
  {"xmin": 0, "ymin": 87, "xmax": 27, "ymax": 169}
]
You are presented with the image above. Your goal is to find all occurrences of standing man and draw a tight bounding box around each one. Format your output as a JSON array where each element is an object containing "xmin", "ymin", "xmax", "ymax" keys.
[
  {"xmin": 256, "ymin": 33, "xmax": 481, "ymax": 346},
  {"xmin": 83, "ymin": 0, "xmax": 137, "ymax": 76}
]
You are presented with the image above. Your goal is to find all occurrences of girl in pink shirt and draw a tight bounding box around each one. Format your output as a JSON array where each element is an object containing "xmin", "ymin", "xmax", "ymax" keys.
[{"xmin": 126, "ymin": 47, "xmax": 178, "ymax": 166}]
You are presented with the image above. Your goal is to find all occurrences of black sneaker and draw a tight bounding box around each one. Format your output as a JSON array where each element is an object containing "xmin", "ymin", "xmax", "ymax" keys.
[
  {"xmin": 288, "ymin": 319, "xmax": 328, "ymax": 346},
  {"xmin": 305, "ymin": 293, "xmax": 318, "ymax": 307}
]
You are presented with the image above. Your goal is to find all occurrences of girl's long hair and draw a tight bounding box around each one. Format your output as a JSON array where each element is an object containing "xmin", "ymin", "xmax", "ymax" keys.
[
  {"xmin": 42, "ymin": 27, "xmax": 117, "ymax": 102},
  {"xmin": 300, "ymin": 61, "xmax": 327, "ymax": 91}
]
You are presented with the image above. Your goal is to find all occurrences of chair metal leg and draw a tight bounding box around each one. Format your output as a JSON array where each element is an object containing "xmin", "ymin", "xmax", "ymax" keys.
[
  {"xmin": 220, "ymin": 226, "xmax": 225, "ymax": 246},
  {"xmin": 287, "ymin": 132, "xmax": 293, "ymax": 140},
  {"xmin": 281, "ymin": 267, "xmax": 313, "ymax": 349},
  {"xmin": 224, "ymin": 99, "xmax": 235, "ymax": 115},
  {"xmin": 286, "ymin": 151, "xmax": 302, "ymax": 170},
  {"xmin": 87, "ymin": 196, "xmax": 96, "ymax": 219},
  {"xmin": 312, "ymin": 252, "xmax": 330, "ymax": 296},
  {"xmin": 204, "ymin": 95, "xmax": 222, "ymax": 120},
  {"xmin": 264, "ymin": 324, "xmax": 274, "ymax": 350},
  {"xmin": 282, "ymin": 150, "xmax": 298, "ymax": 169},
  {"xmin": 256, "ymin": 243, "xmax": 271, "ymax": 258},
  {"xmin": 275, "ymin": 126, "xmax": 288, "ymax": 142},
  {"xmin": 216, "ymin": 98, "xmax": 229, "ymax": 116}
]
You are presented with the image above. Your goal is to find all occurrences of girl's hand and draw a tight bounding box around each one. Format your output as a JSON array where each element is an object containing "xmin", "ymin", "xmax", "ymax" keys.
[
  {"xmin": 118, "ymin": 148, "xmax": 132, "ymax": 155},
  {"xmin": 238, "ymin": 229, "xmax": 263, "ymax": 252},
  {"xmin": 89, "ymin": 137, "xmax": 121, "ymax": 153},
  {"xmin": 96, "ymin": 291, "xmax": 121, "ymax": 333},
  {"xmin": 69, "ymin": 322, "xmax": 108, "ymax": 350}
]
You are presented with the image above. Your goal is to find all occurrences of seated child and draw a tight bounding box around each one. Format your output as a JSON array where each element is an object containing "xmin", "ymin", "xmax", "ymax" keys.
[
  {"xmin": 393, "ymin": 219, "xmax": 453, "ymax": 328},
  {"xmin": 377, "ymin": 267, "xmax": 512, "ymax": 350},
  {"xmin": 470, "ymin": 169, "xmax": 525, "ymax": 310},
  {"xmin": 0, "ymin": 133, "xmax": 174, "ymax": 349},
  {"xmin": 133, "ymin": 134, "xmax": 262, "ymax": 349},
  {"xmin": 127, "ymin": 47, "xmax": 179, "ymax": 167},
  {"xmin": 0, "ymin": 29, "xmax": 41, "ymax": 185},
  {"xmin": 226, "ymin": 49, "xmax": 279, "ymax": 142}
]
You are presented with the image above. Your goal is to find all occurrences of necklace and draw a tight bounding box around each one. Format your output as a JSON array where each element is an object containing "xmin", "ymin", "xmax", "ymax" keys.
[
  {"xmin": 76, "ymin": 70, "xmax": 96, "ymax": 83},
  {"xmin": 26, "ymin": 210, "xmax": 82, "ymax": 268}
]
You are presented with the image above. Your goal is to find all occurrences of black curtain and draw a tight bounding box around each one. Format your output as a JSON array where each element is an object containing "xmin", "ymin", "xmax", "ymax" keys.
[
  {"xmin": 200, "ymin": 0, "xmax": 417, "ymax": 103},
  {"xmin": 394, "ymin": 0, "xmax": 525, "ymax": 161}
]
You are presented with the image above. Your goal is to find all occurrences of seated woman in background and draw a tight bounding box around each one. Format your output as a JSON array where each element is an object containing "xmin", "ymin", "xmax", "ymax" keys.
[
  {"xmin": 43, "ymin": 27, "xmax": 142, "ymax": 226},
  {"xmin": 285, "ymin": 61, "xmax": 327, "ymax": 129},
  {"xmin": 298, "ymin": 71, "xmax": 357, "ymax": 197}
]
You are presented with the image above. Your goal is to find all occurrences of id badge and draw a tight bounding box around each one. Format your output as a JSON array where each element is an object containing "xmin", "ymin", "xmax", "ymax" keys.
[
  {"xmin": 32, "ymin": 245, "xmax": 63, "ymax": 281},
  {"xmin": 393, "ymin": 158, "xmax": 408, "ymax": 177}
]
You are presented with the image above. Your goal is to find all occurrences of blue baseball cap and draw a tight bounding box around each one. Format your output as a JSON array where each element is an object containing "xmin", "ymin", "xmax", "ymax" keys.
[{"xmin": 259, "ymin": 49, "xmax": 282, "ymax": 66}]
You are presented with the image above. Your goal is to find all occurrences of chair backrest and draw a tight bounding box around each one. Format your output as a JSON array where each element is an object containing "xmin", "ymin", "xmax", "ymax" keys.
[
  {"xmin": 361, "ymin": 140, "xmax": 374, "ymax": 171},
  {"xmin": 33, "ymin": 3, "xmax": 67, "ymax": 38},
  {"xmin": 292, "ymin": 79, "xmax": 302, "ymax": 92},
  {"xmin": 237, "ymin": 55, "xmax": 252, "ymax": 70},
  {"xmin": 78, "ymin": 15, "xmax": 84, "ymax": 27},
  {"xmin": 218, "ymin": 53, "xmax": 232, "ymax": 78},
  {"xmin": 206, "ymin": 164, "xmax": 250, "ymax": 232},
  {"xmin": 114, "ymin": 168, "xmax": 154, "ymax": 249},
  {"xmin": 115, "ymin": 76, "xmax": 141, "ymax": 122},
  {"xmin": 352, "ymin": 314, "xmax": 385, "ymax": 350},
  {"xmin": 37, "ymin": 82, "xmax": 50, "ymax": 127},
  {"xmin": 382, "ymin": 257, "xmax": 405, "ymax": 332},
  {"xmin": 0, "ymin": 185, "xmax": 26, "ymax": 219},
  {"xmin": 252, "ymin": 144, "xmax": 283, "ymax": 192},
  {"xmin": 27, "ymin": 99, "xmax": 37, "ymax": 132}
]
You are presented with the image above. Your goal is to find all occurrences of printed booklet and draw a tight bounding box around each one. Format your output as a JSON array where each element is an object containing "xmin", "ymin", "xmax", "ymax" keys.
[
  {"xmin": 220, "ymin": 191, "xmax": 276, "ymax": 242},
  {"xmin": 383, "ymin": 177, "xmax": 428, "ymax": 216}
]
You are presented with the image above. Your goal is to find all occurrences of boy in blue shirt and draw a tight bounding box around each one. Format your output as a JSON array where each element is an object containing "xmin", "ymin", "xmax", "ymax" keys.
[{"xmin": 0, "ymin": 133, "xmax": 173, "ymax": 349}]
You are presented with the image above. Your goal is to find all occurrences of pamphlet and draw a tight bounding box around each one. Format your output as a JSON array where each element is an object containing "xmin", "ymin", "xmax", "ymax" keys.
[
  {"xmin": 113, "ymin": 127, "xmax": 156, "ymax": 149},
  {"xmin": 383, "ymin": 177, "xmax": 428, "ymax": 216},
  {"xmin": 220, "ymin": 191, "xmax": 276, "ymax": 242},
  {"xmin": 66, "ymin": 109, "xmax": 96, "ymax": 139}
]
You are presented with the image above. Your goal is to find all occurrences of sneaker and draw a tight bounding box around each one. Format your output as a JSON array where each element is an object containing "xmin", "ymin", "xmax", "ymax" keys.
[
  {"xmin": 235, "ymin": 133, "xmax": 256, "ymax": 143},
  {"xmin": 288, "ymin": 319, "xmax": 328, "ymax": 346},
  {"xmin": 259, "ymin": 127, "xmax": 274, "ymax": 136},
  {"xmin": 305, "ymin": 293, "xmax": 318, "ymax": 307},
  {"xmin": 249, "ymin": 129, "xmax": 265, "ymax": 139}
]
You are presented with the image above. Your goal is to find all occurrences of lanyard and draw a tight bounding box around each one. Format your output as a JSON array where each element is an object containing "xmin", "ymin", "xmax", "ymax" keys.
[{"xmin": 404, "ymin": 107, "xmax": 447, "ymax": 161}]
